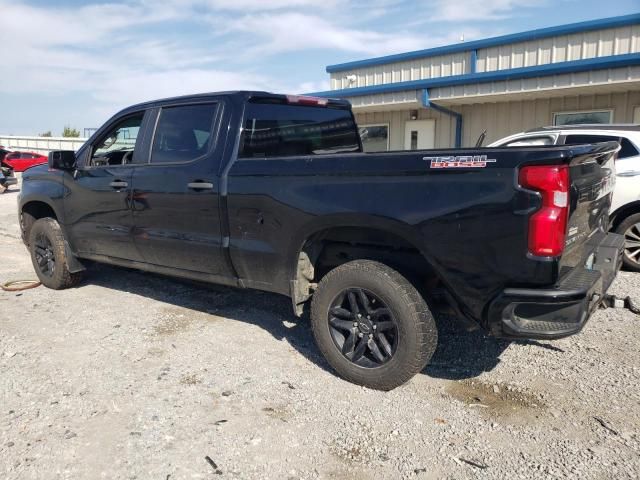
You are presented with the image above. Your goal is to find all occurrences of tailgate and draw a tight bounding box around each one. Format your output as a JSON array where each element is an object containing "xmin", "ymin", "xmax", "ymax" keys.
[{"xmin": 560, "ymin": 141, "xmax": 619, "ymax": 273}]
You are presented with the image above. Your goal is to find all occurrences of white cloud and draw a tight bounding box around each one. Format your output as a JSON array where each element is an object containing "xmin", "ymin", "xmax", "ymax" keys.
[
  {"xmin": 0, "ymin": 0, "xmax": 430, "ymax": 106},
  {"xmin": 226, "ymin": 12, "xmax": 428, "ymax": 57},
  {"xmin": 0, "ymin": 0, "xmax": 546, "ymax": 132},
  {"xmin": 95, "ymin": 69, "xmax": 273, "ymax": 107},
  {"xmin": 428, "ymin": 0, "xmax": 545, "ymax": 21},
  {"xmin": 0, "ymin": 2, "xmax": 174, "ymax": 47},
  {"xmin": 296, "ymin": 80, "xmax": 331, "ymax": 94},
  {"xmin": 179, "ymin": 0, "xmax": 340, "ymax": 10}
]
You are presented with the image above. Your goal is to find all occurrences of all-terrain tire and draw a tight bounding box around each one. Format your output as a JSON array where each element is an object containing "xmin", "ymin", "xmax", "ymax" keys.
[
  {"xmin": 615, "ymin": 213, "xmax": 640, "ymax": 272},
  {"xmin": 28, "ymin": 218, "xmax": 83, "ymax": 289},
  {"xmin": 20, "ymin": 210, "xmax": 36, "ymax": 246},
  {"xmin": 310, "ymin": 260, "xmax": 437, "ymax": 391}
]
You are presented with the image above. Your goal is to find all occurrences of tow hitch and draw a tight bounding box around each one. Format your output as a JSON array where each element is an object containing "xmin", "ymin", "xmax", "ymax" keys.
[{"xmin": 599, "ymin": 294, "xmax": 640, "ymax": 315}]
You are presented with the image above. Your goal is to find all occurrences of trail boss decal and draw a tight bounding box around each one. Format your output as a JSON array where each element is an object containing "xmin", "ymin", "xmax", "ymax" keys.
[{"xmin": 425, "ymin": 155, "xmax": 497, "ymax": 169}]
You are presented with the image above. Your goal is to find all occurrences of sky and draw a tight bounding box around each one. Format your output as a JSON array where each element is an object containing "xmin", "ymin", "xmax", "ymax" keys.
[{"xmin": 0, "ymin": 0, "xmax": 638, "ymax": 136}]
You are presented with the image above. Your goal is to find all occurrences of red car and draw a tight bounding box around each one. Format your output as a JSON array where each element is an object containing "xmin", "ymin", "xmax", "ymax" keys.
[{"xmin": 2, "ymin": 151, "xmax": 48, "ymax": 172}]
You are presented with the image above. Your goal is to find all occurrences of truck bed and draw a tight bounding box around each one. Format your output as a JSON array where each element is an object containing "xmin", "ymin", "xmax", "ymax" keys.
[{"xmin": 225, "ymin": 142, "xmax": 619, "ymax": 327}]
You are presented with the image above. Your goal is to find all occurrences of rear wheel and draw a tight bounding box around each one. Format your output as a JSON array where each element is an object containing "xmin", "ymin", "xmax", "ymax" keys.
[
  {"xmin": 310, "ymin": 260, "xmax": 437, "ymax": 390},
  {"xmin": 28, "ymin": 218, "xmax": 83, "ymax": 289},
  {"xmin": 615, "ymin": 213, "xmax": 640, "ymax": 272}
]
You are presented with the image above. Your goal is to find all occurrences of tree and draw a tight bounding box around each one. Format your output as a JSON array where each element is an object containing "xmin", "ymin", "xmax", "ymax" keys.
[
  {"xmin": 39, "ymin": 131, "xmax": 52, "ymax": 137},
  {"xmin": 62, "ymin": 126, "xmax": 80, "ymax": 138}
]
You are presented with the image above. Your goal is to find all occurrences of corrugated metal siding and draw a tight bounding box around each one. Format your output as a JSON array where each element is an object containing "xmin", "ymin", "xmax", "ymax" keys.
[
  {"xmin": 429, "ymin": 66, "xmax": 640, "ymax": 101},
  {"xmin": 354, "ymin": 90, "xmax": 640, "ymax": 150},
  {"xmin": 348, "ymin": 90, "xmax": 420, "ymax": 109},
  {"xmin": 0, "ymin": 135, "xmax": 87, "ymax": 154},
  {"xmin": 461, "ymin": 90, "xmax": 640, "ymax": 146},
  {"xmin": 355, "ymin": 109, "xmax": 457, "ymax": 151},
  {"xmin": 330, "ymin": 25, "xmax": 640, "ymax": 91},
  {"xmin": 477, "ymin": 25, "xmax": 640, "ymax": 72},
  {"xmin": 330, "ymin": 52, "xmax": 468, "ymax": 90}
]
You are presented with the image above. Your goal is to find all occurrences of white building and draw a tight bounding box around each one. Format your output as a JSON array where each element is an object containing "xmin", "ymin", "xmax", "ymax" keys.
[
  {"xmin": 312, "ymin": 14, "xmax": 640, "ymax": 151},
  {"xmin": 0, "ymin": 135, "xmax": 87, "ymax": 154}
]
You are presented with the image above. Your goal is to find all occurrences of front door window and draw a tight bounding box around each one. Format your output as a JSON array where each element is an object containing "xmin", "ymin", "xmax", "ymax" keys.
[{"xmin": 90, "ymin": 114, "xmax": 144, "ymax": 167}]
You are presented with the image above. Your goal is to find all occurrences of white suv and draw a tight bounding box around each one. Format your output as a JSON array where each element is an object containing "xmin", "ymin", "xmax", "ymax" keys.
[{"xmin": 489, "ymin": 125, "xmax": 640, "ymax": 272}]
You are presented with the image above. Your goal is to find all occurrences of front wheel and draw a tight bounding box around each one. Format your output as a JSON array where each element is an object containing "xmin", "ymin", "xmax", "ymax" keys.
[
  {"xmin": 310, "ymin": 260, "xmax": 437, "ymax": 391},
  {"xmin": 28, "ymin": 218, "xmax": 83, "ymax": 289},
  {"xmin": 615, "ymin": 213, "xmax": 640, "ymax": 272}
]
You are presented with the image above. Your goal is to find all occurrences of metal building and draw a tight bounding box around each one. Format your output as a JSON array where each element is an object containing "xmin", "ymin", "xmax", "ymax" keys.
[{"xmin": 312, "ymin": 14, "xmax": 640, "ymax": 151}]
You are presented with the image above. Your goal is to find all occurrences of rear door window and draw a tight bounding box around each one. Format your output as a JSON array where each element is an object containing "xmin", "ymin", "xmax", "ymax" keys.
[
  {"xmin": 240, "ymin": 101, "xmax": 360, "ymax": 158},
  {"xmin": 150, "ymin": 104, "xmax": 218, "ymax": 164}
]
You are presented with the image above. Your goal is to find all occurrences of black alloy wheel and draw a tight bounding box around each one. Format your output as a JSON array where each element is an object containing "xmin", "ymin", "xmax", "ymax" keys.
[
  {"xmin": 34, "ymin": 232, "xmax": 56, "ymax": 277},
  {"xmin": 328, "ymin": 288, "xmax": 399, "ymax": 368},
  {"xmin": 28, "ymin": 217, "xmax": 83, "ymax": 289},
  {"xmin": 311, "ymin": 259, "xmax": 438, "ymax": 390}
]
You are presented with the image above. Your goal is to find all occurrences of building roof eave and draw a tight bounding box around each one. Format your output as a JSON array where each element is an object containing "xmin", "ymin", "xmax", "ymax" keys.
[
  {"xmin": 311, "ymin": 53, "xmax": 640, "ymax": 99},
  {"xmin": 326, "ymin": 13, "xmax": 640, "ymax": 74}
]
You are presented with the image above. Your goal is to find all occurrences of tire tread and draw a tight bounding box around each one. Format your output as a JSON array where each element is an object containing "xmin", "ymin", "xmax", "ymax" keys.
[
  {"xmin": 29, "ymin": 218, "xmax": 83, "ymax": 289},
  {"xmin": 311, "ymin": 260, "xmax": 437, "ymax": 390}
]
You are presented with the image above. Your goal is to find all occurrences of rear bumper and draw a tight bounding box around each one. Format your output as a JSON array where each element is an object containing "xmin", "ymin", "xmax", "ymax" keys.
[{"xmin": 487, "ymin": 232, "xmax": 624, "ymax": 339}]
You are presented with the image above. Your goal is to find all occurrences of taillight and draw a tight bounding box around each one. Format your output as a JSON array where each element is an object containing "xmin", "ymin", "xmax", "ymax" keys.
[
  {"xmin": 286, "ymin": 95, "xmax": 328, "ymax": 106},
  {"xmin": 519, "ymin": 165, "xmax": 570, "ymax": 257}
]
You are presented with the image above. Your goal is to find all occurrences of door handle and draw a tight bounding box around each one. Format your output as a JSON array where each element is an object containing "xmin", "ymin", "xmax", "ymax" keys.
[
  {"xmin": 109, "ymin": 180, "xmax": 128, "ymax": 189},
  {"xmin": 187, "ymin": 181, "xmax": 214, "ymax": 190}
]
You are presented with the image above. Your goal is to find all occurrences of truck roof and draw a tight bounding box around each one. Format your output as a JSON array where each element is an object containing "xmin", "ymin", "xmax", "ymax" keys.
[{"xmin": 123, "ymin": 91, "xmax": 352, "ymax": 112}]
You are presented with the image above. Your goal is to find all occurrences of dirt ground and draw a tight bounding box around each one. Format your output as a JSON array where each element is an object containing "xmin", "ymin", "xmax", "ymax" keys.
[{"xmin": 1, "ymin": 181, "xmax": 639, "ymax": 479}]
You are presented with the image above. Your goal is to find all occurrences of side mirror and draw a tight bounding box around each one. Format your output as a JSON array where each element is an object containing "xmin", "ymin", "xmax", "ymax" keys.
[{"xmin": 48, "ymin": 150, "xmax": 76, "ymax": 171}]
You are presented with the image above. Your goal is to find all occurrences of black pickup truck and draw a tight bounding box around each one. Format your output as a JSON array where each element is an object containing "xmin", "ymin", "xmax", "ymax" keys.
[{"xmin": 19, "ymin": 91, "xmax": 623, "ymax": 390}]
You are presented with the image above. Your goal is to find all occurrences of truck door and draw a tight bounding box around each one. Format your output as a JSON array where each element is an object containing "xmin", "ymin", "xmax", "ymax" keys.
[
  {"xmin": 130, "ymin": 102, "xmax": 233, "ymax": 278},
  {"xmin": 65, "ymin": 110, "xmax": 151, "ymax": 261}
]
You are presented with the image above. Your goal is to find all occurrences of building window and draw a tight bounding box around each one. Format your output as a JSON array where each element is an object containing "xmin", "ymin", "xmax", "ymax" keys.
[
  {"xmin": 359, "ymin": 124, "xmax": 389, "ymax": 152},
  {"xmin": 553, "ymin": 110, "xmax": 613, "ymax": 126},
  {"xmin": 634, "ymin": 106, "xmax": 640, "ymax": 124}
]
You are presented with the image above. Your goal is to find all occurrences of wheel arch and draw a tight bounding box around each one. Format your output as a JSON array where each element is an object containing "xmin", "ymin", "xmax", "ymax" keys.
[
  {"xmin": 610, "ymin": 200, "xmax": 640, "ymax": 231},
  {"xmin": 287, "ymin": 214, "xmax": 442, "ymax": 315},
  {"xmin": 21, "ymin": 199, "xmax": 85, "ymax": 274},
  {"xmin": 21, "ymin": 199, "xmax": 59, "ymax": 219},
  {"xmin": 20, "ymin": 198, "xmax": 62, "ymax": 244}
]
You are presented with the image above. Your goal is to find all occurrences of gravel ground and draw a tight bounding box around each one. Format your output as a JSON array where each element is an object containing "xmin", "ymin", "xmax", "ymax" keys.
[{"xmin": 1, "ymin": 181, "xmax": 640, "ymax": 480}]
